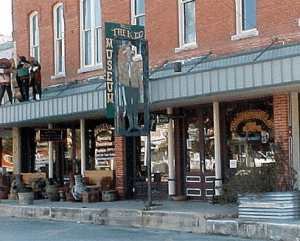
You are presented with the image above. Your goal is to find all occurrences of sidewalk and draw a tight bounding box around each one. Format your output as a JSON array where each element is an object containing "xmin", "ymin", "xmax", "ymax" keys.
[{"xmin": 0, "ymin": 198, "xmax": 299, "ymax": 240}]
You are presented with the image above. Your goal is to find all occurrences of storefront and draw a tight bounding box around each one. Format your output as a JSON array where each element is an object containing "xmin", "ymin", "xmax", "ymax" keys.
[
  {"xmin": 1, "ymin": 42, "xmax": 300, "ymax": 200},
  {"xmin": 178, "ymin": 97, "xmax": 276, "ymax": 200}
]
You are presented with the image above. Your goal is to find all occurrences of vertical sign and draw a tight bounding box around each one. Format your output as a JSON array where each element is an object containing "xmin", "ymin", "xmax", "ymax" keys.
[{"xmin": 105, "ymin": 22, "xmax": 144, "ymax": 118}]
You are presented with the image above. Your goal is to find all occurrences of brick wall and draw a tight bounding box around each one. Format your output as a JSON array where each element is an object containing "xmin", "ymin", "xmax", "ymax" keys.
[
  {"xmin": 12, "ymin": 0, "xmax": 300, "ymax": 87},
  {"xmin": 114, "ymin": 136, "xmax": 127, "ymax": 199},
  {"xmin": 273, "ymin": 93, "xmax": 290, "ymax": 150},
  {"xmin": 273, "ymin": 93, "xmax": 292, "ymax": 189}
]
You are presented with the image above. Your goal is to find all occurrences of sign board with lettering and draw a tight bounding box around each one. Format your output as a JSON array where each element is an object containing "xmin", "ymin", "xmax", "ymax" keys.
[
  {"xmin": 105, "ymin": 22, "xmax": 145, "ymax": 119},
  {"xmin": 37, "ymin": 129, "xmax": 63, "ymax": 141},
  {"xmin": 105, "ymin": 22, "xmax": 149, "ymax": 136},
  {"xmin": 157, "ymin": 114, "xmax": 169, "ymax": 124}
]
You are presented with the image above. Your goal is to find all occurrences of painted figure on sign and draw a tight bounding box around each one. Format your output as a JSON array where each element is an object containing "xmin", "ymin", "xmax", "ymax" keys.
[
  {"xmin": 0, "ymin": 58, "xmax": 14, "ymax": 105},
  {"xmin": 118, "ymin": 46, "xmax": 143, "ymax": 131}
]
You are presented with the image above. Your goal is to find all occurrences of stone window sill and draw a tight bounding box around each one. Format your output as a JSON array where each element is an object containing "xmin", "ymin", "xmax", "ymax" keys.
[
  {"xmin": 78, "ymin": 64, "xmax": 103, "ymax": 74},
  {"xmin": 231, "ymin": 29, "xmax": 259, "ymax": 41},
  {"xmin": 51, "ymin": 73, "xmax": 66, "ymax": 80},
  {"xmin": 175, "ymin": 42, "xmax": 198, "ymax": 53}
]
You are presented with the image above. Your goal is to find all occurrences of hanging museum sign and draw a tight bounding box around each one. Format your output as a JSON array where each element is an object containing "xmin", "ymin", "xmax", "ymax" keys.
[
  {"xmin": 105, "ymin": 22, "xmax": 145, "ymax": 119},
  {"xmin": 105, "ymin": 22, "xmax": 149, "ymax": 137}
]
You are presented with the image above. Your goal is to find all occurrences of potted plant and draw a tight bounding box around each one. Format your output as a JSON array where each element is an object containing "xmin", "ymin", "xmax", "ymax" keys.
[
  {"xmin": 219, "ymin": 141, "xmax": 299, "ymax": 220},
  {"xmin": 18, "ymin": 187, "xmax": 34, "ymax": 205}
]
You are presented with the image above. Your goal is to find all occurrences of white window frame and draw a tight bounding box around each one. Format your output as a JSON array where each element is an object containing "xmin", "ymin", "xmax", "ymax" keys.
[
  {"xmin": 131, "ymin": 0, "xmax": 145, "ymax": 26},
  {"xmin": 231, "ymin": 0, "xmax": 258, "ymax": 41},
  {"xmin": 131, "ymin": 0, "xmax": 145, "ymax": 61},
  {"xmin": 79, "ymin": 0, "xmax": 103, "ymax": 74},
  {"xmin": 52, "ymin": 3, "xmax": 66, "ymax": 79},
  {"xmin": 30, "ymin": 11, "xmax": 40, "ymax": 62},
  {"xmin": 175, "ymin": 0, "xmax": 197, "ymax": 53}
]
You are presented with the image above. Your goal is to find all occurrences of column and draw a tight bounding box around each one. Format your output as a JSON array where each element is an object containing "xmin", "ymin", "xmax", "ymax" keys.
[
  {"xmin": 273, "ymin": 93, "xmax": 291, "ymax": 189},
  {"xmin": 114, "ymin": 136, "xmax": 127, "ymax": 199},
  {"xmin": 167, "ymin": 108, "xmax": 176, "ymax": 197},
  {"xmin": 80, "ymin": 119, "xmax": 86, "ymax": 177},
  {"xmin": 213, "ymin": 102, "xmax": 222, "ymax": 195},
  {"xmin": 291, "ymin": 92, "xmax": 300, "ymax": 189},
  {"xmin": 12, "ymin": 127, "xmax": 21, "ymax": 175},
  {"xmin": 0, "ymin": 137, "xmax": 2, "ymax": 167},
  {"xmin": 48, "ymin": 124, "xmax": 54, "ymax": 178}
]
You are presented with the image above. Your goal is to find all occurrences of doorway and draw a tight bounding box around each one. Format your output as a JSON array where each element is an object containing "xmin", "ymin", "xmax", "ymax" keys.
[{"xmin": 184, "ymin": 106, "xmax": 215, "ymax": 200}]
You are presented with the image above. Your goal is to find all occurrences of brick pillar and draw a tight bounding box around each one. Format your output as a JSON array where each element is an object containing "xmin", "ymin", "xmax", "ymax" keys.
[
  {"xmin": 273, "ymin": 93, "xmax": 292, "ymax": 189},
  {"xmin": 114, "ymin": 136, "xmax": 127, "ymax": 199}
]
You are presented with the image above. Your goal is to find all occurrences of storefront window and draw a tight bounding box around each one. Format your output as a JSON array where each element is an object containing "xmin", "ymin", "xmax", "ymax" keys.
[
  {"xmin": 35, "ymin": 141, "xmax": 49, "ymax": 172},
  {"xmin": 2, "ymin": 134, "xmax": 13, "ymax": 172},
  {"xmin": 150, "ymin": 123, "xmax": 169, "ymax": 182},
  {"xmin": 186, "ymin": 118, "xmax": 200, "ymax": 171},
  {"xmin": 203, "ymin": 108, "xmax": 215, "ymax": 172},
  {"xmin": 226, "ymin": 98, "xmax": 274, "ymax": 169}
]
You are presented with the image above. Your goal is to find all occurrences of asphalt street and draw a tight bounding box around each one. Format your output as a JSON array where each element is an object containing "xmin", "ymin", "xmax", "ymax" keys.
[{"xmin": 0, "ymin": 217, "xmax": 263, "ymax": 241}]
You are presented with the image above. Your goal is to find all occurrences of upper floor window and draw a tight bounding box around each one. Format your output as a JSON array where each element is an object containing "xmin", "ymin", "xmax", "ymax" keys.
[
  {"xmin": 79, "ymin": 0, "xmax": 102, "ymax": 73},
  {"xmin": 30, "ymin": 12, "xmax": 40, "ymax": 61},
  {"xmin": 131, "ymin": 0, "xmax": 145, "ymax": 26},
  {"xmin": 176, "ymin": 0, "xmax": 197, "ymax": 53},
  {"xmin": 131, "ymin": 0, "xmax": 145, "ymax": 58},
  {"xmin": 53, "ymin": 3, "xmax": 65, "ymax": 78},
  {"xmin": 231, "ymin": 0, "xmax": 258, "ymax": 41}
]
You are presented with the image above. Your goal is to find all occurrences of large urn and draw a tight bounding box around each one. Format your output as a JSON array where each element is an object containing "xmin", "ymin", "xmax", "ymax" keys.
[{"xmin": 71, "ymin": 175, "xmax": 87, "ymax": 201}]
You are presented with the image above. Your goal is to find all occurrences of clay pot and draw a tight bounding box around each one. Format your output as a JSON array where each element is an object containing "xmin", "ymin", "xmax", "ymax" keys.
[
  {"xmin": 46, "ymin": 184, "xmax": 60, "ymax": 201},
  {"xmin": 18, "ymin": 192, "xmax": 34, "ymax": 205},
  {"xmin": 71, "ymin": 175, "xmax": 87, "ymax": 201}
]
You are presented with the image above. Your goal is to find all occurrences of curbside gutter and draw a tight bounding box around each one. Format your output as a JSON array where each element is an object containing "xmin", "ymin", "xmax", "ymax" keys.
[{"xmin": 0, "ymin": 204, "xmax": 300, "ymax": 240}]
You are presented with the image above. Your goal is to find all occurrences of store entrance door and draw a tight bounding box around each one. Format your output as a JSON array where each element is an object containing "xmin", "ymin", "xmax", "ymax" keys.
[{"xmin": 184, "ymin": 107, "xmax": 215, "ymax": 200}]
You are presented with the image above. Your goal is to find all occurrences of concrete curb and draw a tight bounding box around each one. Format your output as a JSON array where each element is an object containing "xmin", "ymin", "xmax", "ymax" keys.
[
  {"xmin": 0, "ymin": 204, "xmax": 210, "ymax": 233},
  {"xmin": 207, "ymin": 219, "xmax": 300, "ymax": 241},
  {"xmin": 1, "ymin": 204, "xmax": 300, "ymax": 240}
]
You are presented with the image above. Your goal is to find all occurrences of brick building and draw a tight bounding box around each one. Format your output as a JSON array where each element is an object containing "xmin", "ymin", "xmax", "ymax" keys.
[{"xmin": 3, "ymin": 0, "xmax": 300, "ymax": 200}]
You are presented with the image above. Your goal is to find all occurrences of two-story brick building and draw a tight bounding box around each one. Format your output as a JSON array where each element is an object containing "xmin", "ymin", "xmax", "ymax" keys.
[{"xmin": 4, "ymin": 0, "xmax": 300, "ymax": 200}]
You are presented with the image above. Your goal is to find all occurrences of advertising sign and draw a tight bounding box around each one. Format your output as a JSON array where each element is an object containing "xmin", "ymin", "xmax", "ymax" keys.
[{"xmin": 37, "ymin": 129, "xmax": 62, "ymax": 141}]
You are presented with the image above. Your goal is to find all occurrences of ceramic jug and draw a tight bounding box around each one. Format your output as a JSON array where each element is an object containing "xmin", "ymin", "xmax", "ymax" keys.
[{"xmin": 71, "ymin": 175, "xmax": 87, "ymax": 201}]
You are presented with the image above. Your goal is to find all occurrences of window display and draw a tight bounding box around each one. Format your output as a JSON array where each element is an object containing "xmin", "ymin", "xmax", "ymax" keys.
[{"xmin": 226, "ymin": 98, "xmax": 274, "ymax": 169}]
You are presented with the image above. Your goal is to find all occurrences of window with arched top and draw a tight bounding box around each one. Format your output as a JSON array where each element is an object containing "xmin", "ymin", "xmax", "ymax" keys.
[
  {"xmin": 30, "ymin": 11, "xmax": 40, "ymax": 61},
  {"xmin": 53, "ymin": 3, "xmax": 65, "ymax": 78}
]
